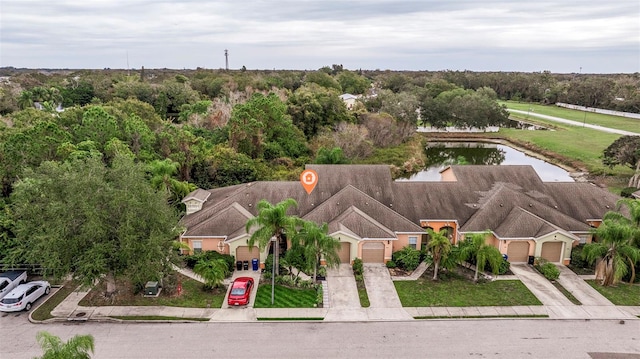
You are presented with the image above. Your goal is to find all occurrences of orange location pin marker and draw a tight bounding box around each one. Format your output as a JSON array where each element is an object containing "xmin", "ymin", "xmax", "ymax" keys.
[{"xmin": 300, "ymin": 169, "xmax": 318, "ymax": 195}]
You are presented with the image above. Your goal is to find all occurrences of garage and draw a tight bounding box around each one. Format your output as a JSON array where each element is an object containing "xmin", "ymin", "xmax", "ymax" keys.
[
  {"xmin": 337, "ymin": 243, "xmax": 351, "ymax": 263},
  {"xmin": 235, "ymin": 246, "xmax": 260, "ymax": 262},
  {"xmin": 361, "ymin": 242, "xmax": 385, "ymax": 263},
  {"xmin": 541, "ymin": 242, "xmax": 563, "ymax": 263},
  {"xmin": 507, "ymin": 242, "xmax": 529, "ymax": 263}
]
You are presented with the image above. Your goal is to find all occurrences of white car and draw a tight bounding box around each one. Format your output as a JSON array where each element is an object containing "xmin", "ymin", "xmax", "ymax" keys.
[{"xmin": 0, "ymin": 281, "xmax": 50, "ymax": 312}]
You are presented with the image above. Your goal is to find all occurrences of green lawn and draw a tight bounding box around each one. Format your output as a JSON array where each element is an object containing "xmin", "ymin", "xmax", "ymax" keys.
[
  {"xmin": 394, "ymin": 272, "xmax": 542, "ymax": 307},
  {"xmin": 586, "ymin": 281, "xmax": 640, "ymax": 306},
  {"xmin": 31, "ymin": 281, "xmax": 81, "ymax": 321},
  {"xmin": 501, "ymin": 101, "xmax": 640, "ymax": 133},
  {"xmin": 79, "ymin": 275, "xmax": 225, "ymax": 308},
  {"xmin": 356, "ymin": 278, "xmax": 370, "ymax": 307},
  {"xmin": 254, "ymin": 284, "xmax": 318, "ymax": 308}
]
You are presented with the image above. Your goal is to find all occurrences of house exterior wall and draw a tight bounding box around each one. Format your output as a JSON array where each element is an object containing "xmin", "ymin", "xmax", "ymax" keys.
[
  {"xmin": 184, "ymin": 199, "xmax": 203, "ymax": 215},
  {"xmin": 182, "ymin": 237, "xmax": 227, "ymax": 254},
  {"xmin": 534, "ymin": 233, "xmax": 573, "ymax": 265},
  {"xmin": 227, "ymin": 236, "xmax": 266, "ymax": 265},
  {"xmin": 393, "ymin": 233, "xmax": 424, "ymax": 252},
  {"xmin": 333, "ymin": 234, "xmax": 360, "ymax": 264},
  {"xmin": 420, "ymin": 220, "xmax": 458, "ymax": 244}
]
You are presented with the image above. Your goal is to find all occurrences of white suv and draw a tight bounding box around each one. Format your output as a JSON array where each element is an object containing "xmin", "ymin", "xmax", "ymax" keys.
[{"xmin": 0, "ymin": 281, "xmax": 50, "ymax": 312}]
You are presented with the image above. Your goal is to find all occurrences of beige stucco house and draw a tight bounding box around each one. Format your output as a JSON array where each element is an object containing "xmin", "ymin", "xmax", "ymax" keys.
[{"xmin": 179, "ymin": 164, "xmax": 620, "ymax": 266}]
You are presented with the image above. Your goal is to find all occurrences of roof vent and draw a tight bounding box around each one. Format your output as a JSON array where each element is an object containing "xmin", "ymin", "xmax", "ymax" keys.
[
  {"xmin": 606, "ymin": 205, "xmax": 610, "ymax": 209},
  {"xmin": 500, "ymin": 203, "xmax": 503, "ymax": 207},
  {"xmin": 248, "ymin": 203, "xmax": 252, "ymax": 207},
  {"xmin": 389, "ymin": 203, "xmax": 393, "ymax": 207},
  {"xmin": 529, "ymin": 203, "xmax": 533, "ymax": 207},
  {"xmin": 554, "ymin": 205, "xmax": 558, "ymax": 209}
]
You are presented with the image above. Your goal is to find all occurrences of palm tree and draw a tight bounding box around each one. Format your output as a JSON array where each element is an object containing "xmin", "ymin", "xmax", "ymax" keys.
[
  {"xmin": 148, "ymin": 159, "xmax": 196, "ymax": 206},
  {"xmin": 17, "ymin": 90, "xmax": 33, "ymax": 109},
  {"xmin": 459, "ymin": 231, "xmax": 503, "ymax": 282},
  {"xmin": 583, "ymin": 219, "xmax": 640, "ymax": 286},
  {"xmin": 293, "ymin": 221, "xmax": 340, "ymax": 282},
  {"xmin": 193, "ymin": 258, "xmax": 229, "ymax": 290},
  {"xmin": 426, "ymin": 228, "xmax": 453, "ymax": 281},
  {"xmin": 35, "ymin": 331, "xmax": 95, "ymax": 359},
  {"xmin": 245, "ymin": 198, "xmax": 301, "ymax": 277}
]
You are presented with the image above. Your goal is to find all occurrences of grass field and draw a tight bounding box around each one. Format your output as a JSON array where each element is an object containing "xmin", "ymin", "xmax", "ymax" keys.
[
  {"xmin": 500, "ymin": 101, "xmax": 640, "ymax": 133},
  {"xmin": 394, "ymin": 271, "xmax": 542, "ymax": 307},
  {"xmin": 254, "ymin": 284, "xmax": 318, "ymax": 308},
  {"xmin": 586, "ymin": 281, "xmax": 640, "ymax": 306}
]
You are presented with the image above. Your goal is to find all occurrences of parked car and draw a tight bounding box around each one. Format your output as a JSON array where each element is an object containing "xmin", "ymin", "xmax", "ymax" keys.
[
  {"xmin": 0, "ymin": 271, "xmax": 27, "ymax": 300},
  {"xmin": 0, "ymin": 281, "xmax": 50, "ymax": 312},
  {"xmin": 227, "ymin": 277, "xmax": 254, "ymax": 306}
]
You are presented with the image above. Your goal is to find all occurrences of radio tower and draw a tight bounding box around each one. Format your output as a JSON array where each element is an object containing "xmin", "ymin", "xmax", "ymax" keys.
[{"xmin": 224, "ymin": 49, "xmax": 229, "ymax": 71}]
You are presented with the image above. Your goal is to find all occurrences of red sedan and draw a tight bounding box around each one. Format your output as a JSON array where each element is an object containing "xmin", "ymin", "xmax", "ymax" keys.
[{"xmin": 227, "ymin": 277, "xmax": 254, "ymax": 306}]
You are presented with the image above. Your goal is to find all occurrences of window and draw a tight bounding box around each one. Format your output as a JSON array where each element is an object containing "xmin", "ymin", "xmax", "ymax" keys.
[
  {"xmin": 578, "ymin": 235, "xmax": 588, "ymax": 244},
  {"xmin": 408, "ymin": 236, "xmax": 417, "ymax": 249},
  {"xmin": 193, "ymin": 240, "xmax": 202, "ymax": 253}
]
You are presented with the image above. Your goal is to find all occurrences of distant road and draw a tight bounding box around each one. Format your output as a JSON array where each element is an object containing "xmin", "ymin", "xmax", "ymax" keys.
[{"xmin": 508, "ymin": 109, "xmax": 640, "ymax": 136}]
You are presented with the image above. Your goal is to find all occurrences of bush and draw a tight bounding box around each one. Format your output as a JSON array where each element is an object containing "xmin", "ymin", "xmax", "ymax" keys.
[
  {"xmin": 488, "ymin": 258, "xmax": 510, "ymax": 275},
  {"xmin": 352, "ymin": 258, "xmax": 363, "ymax": 276},
  {"xmin": 316, "ymin": 285, "xmax": 323, "ymax": 307},
  {"xmin": 184, "ymin": 250, "xmax": 235, "ymax": 273},
  {"xmin": 570, "ymin": 244, "xmax": 592, "ymax": 269},
  {"xmin": 392, "ymin": 246, "xmax": 421, "ymax": 271},
  {"xmin": 386, "ymin": 260, "xmax": 397, "ymax": 268},
  {"xmin": 535, "ymin": 258, "xmax": 560, "ymax": 280}
]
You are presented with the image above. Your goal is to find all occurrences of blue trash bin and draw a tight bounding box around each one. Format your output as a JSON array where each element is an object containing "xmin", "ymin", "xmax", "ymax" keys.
[{"xmin": 252, "ymin": 258, "xmax": 259, "ymax": 271}]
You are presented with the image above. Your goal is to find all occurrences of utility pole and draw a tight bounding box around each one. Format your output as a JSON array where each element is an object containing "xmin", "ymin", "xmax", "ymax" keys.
[{"xmin": 224, "ymin": 49, "xmax": 228, "ymax": 71}]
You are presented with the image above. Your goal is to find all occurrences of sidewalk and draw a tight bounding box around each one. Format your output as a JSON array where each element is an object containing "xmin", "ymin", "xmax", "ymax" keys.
[{"xmin": 36, "ymin": 265, "xmax": 640, "ymax": 323}]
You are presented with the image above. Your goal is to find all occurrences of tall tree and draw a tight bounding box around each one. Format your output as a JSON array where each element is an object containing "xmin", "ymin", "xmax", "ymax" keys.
[
  {"xmin": 459, "ymin": 232, "xmax": 503, "ymax": 282},
  {"xmin": 603, "ymin": 136, "xmax": 640, "ymax": 188},
  {"xmin": 426, "ymin": 229, "xmax": 453, "ymax": 281},
  {"xmin": 9, "ymin": 155, "xmax": 180, "ymax": 296},
  {"xmin": 245, "ymin": 199, "xmax": 301, "ymax": 276},
  {"xmin": 292, "ymin": 221, "xmax": 340, "ymax": 282},
  {"xmin": 35, "ymin": 331, "xmax": 95, "ymax": 359},
  {"xmin": 582, "ymin": 218, "xmax": 640, "ymax": 286}
]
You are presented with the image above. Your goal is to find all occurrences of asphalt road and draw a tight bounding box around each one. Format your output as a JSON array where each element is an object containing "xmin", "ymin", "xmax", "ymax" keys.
[{"xmin": 2, "ymin": 314, "xmax": 639, "ymax": 358}]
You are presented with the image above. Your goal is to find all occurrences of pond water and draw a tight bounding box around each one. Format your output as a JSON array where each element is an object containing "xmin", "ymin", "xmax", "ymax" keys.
[{"xmin": 400, "ymin": 141, "xmax": 574, "ymax": 182}]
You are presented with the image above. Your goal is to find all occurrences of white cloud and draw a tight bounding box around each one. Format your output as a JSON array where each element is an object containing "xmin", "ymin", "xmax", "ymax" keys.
[{"xmin": 1, "ymin": 0, "xmax": 638, "ymax": 72}]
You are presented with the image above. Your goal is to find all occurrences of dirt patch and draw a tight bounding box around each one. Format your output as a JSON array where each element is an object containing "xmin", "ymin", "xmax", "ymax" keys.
[{"xmin": 388, "ymin": 267, "xmax": 412, "ymax": 277}]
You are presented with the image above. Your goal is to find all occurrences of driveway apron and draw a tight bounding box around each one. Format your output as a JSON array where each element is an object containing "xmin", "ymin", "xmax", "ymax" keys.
[
  {"xmin": 556, "ymin": 265, "xmax": 613, "ymax": 306},
  {"xmin": 510, "ymin": 264, "xmax": 572, "ymax": 306},
  {"xmin": 363, "ymin": 264, "xmax": 413, "ymax": 321},
  {"xmin": 363, "ymin": 264, "xmax": 402, "ymax": 308},
  {"xmin": 325, "ymin": 264, "xmax": 360, "ymax": 308},
  {"xmin": 324, "ymin": 264, "xmax": 368, "ymax": 321}
]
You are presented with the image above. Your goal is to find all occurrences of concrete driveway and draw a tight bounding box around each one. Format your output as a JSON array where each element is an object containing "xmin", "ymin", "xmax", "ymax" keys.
[
  {"xmin": 556, "ymin": 265, "xmax": 613, "ymax": 306},
  {"xmin": 210, "ymin": 268, "xmax": 262, "ymax": 321},
  {"xmin": 323, "ymin": 264, "xmax": 368, "ymax": 321},
  {"xmin": 510, "ymin": 264, "xmax": 573, "ymax": 306},
  {"xmin": 363, "ymin": 264, "xmax": 413, "ymax": 320}
]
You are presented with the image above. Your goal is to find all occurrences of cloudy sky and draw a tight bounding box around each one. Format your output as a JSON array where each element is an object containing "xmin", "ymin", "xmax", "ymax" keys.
[{"xmin": 1, "ymin": 0, "xmax": 638, "ymax": 73}]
